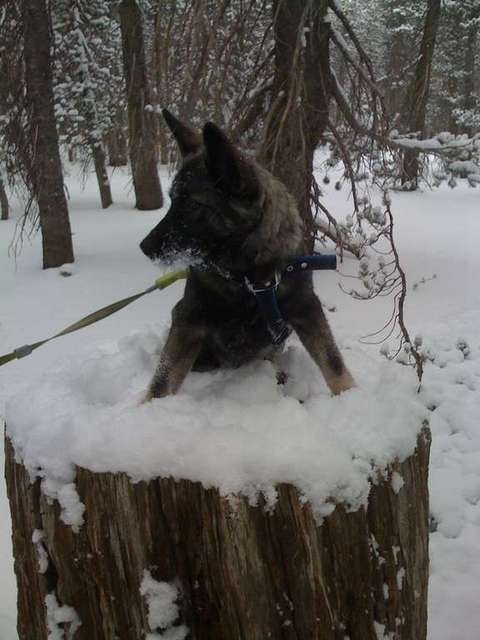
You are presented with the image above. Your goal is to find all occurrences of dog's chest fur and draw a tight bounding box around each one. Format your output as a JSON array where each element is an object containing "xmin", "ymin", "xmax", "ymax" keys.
[{"xmin": 180, "ymin": 268, "xmax": 307, "ymax": 369}]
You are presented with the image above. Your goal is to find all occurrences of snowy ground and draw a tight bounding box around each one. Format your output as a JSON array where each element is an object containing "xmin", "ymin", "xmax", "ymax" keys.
[{"xmin": 0, "ymin": 165, "xmax": 479, "ymax": 639}]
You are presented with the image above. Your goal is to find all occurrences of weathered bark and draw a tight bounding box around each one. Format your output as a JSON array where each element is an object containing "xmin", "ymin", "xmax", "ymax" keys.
[
  {"xmin": 461, "ymin": 21, "xmax": 478, "ymax": 136},
  {"xmin": 151, "ymin": 6, "xmax": 171, "ymax": 165},
  {"xmin": 383, "ymin": 1, "xmax": 412, "ymax": 119},
  {"xmin": 0, "ymin": 174, "xmax": 9, "ymax": 220},
  {"xmin": 107, "ymin": 125, "xmax": 128, "ymax": 167},
  {"xmin": 258, "ymin": 0, "xmax": 330, "ymax": 250},
  {"xmin": 5, "ymin": 428, "xmax": 430, "ymax": 640},
  {"xmin": 119, "ymin": 0, "xmax": 163, "ymax": 210},
  {"xmin": 401, "ymin": 0, "xmax": 441, "ymax": 188},
  {"xmin": 91, "ymin": 143, "xmax": 113, "ymax": 209},
  {"xmin": 23, "ymin": 0, "xmax": 74, "ymax": 268}
]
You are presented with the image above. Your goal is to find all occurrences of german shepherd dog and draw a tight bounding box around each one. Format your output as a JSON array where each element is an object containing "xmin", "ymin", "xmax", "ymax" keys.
[{"xmin": 140, "ymin": 110, "xmax": 355, "ymax": 400}]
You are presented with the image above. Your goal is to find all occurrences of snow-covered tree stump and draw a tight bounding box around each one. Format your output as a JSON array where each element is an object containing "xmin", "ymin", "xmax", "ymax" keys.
[{"xmin": 5, "ymin": 428, "xmax": 430, "ymax": 640}]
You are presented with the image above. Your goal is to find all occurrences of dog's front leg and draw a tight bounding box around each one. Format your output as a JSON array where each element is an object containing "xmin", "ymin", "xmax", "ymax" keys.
[
  {"xmin": 286, "ymin": 293, "xmax": 355, "ymax": 395},
  {"xmin": 144, "ymin": 321, "xmax": 205, "ymax": 401}
]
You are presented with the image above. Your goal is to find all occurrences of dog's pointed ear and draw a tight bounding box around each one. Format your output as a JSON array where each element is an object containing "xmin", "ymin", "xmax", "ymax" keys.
[
  {"xmin": 162, "ymin": 108, "xmax": 202, "ymax": 157},
  {"xmin": 203, "ymin": 122, "xmax": 258, "ymax": 198}
]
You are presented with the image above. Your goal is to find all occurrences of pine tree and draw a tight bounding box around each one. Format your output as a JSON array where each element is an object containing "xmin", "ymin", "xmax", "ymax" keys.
[
  {"xmin": 119, "ymin": 0, "xmax": 163, "ymax": 210},
  {"xmin": 400, "ymin": 0, "xmax": 442, "ymax": 188},
  {"xmin": 258, "ymin": 0, "xmax": 330, "ymax": 249},
  {"xmin": 430, "ymin": 0, "xmax": 480, "ymax": 134},
  {"xmin": 52, "ymin": 0, "xmax": 121, "ymax": 208},
  {"xmin": 23, "ymin": 0, "xmax": 74, "ymax": 268},
  {"xmin": 382, "ymin": 0, "xmax": 423, "ymax": 120}
]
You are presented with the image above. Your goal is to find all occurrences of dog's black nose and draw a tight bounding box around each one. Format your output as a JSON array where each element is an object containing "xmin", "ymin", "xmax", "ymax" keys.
[{"xmin": 140, "ymin": 237, "xmax": 156, "ymax": 260}]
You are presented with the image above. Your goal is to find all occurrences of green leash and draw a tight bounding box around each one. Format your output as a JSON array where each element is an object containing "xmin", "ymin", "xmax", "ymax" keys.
[{"xmin": 0, "ymin": 269, "xmax": 188, "ymax": 368}]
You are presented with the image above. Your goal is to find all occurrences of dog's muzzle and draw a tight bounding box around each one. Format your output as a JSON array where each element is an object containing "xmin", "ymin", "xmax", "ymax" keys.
[{"xmin": 139, "ymin": 237, "xmax": 155, "ymax": 259}]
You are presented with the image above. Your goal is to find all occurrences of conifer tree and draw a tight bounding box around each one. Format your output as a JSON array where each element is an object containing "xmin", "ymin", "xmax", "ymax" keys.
[
  {"xmin": 52, "ymin": 0, "xmax": 122, "ymax": 208},
  {"xmin": 23, "ymin": 0, "xmax": 74, "ymax": 268},
  {"xmin": 119, "ymin": 0, "xmax": 163, "ymax": 210}
]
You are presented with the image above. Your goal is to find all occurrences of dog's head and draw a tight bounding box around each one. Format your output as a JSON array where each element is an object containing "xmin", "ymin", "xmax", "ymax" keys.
[{"xmin": 140, "ymin": 110, "xmax": 264, "ymax": 270}]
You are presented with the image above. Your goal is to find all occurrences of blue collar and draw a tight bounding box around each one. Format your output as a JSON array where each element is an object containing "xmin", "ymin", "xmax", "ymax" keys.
[{"xmin": 245, "ymin": 253, "xmax": 337, "ymax": 344}]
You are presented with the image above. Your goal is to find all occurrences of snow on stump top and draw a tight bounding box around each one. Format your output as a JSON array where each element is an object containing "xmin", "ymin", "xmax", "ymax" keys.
[
  {"xmin": 6, "ymin": 328, "xmax": 426, "ymax": 519},
  {"xmin": 4, "ymin": 328, "xmax": 430, "ymax": 640}
]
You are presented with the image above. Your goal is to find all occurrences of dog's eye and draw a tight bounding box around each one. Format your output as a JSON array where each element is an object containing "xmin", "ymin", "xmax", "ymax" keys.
[
  {"xmin": 169, "ymin": 185, "xmax": 188, "ymax": 202},
  {"xmin": 189, "ymin": 192, "xmax": 217, "ymax": 207},
  {"xmin": 169, "ymin": 179, "xmax": 186, "ymax": 199}
]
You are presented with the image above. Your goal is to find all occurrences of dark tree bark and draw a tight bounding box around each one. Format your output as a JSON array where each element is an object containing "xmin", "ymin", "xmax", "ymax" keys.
[
  {"xmin": 0, "ymin": 175, "xmax": 9, "ymax": 220},
  {"xmin": 401, "ymin": 0, "xmax": 442, "ymax": 188},
  {"xmin": 461, "ymin": 18, "xmax": 479, "ymax": 136},
  {"xmin": 23, "ymin": 0, "xmax": 74, "ymax": 267},
  {"xmin": 151, "ymin": 3, "xmax": 174, "ymax": 165},
  {"xmin": 107, "ymin": 125, "xmax": 128, "ymax": 167},
  {"xmin": 5, "ymin": 428, "xmax": 430, "ymax": 640},
  {"xmin": 383, "ymin": 1, "xmax": 412, "ymax": 119},
  {"xmin": 91, "ymin": 143, "xmax": 113, "ymax": 209},
  {"xmin": 258, "ymin": 0, "xmax": 330, "ymax": 250},
  {"xmin": 119, "ymin": 0, "xmax": 163, "ymax": 210}
]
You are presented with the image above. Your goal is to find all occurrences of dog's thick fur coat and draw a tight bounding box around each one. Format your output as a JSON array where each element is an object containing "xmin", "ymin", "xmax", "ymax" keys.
[{"xmin": 140, "ymin": 111, "xmax": 354, "ymax": 399}]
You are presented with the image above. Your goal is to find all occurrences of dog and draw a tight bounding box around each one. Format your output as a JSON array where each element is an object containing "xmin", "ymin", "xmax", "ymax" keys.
[{"xmin": 140, "ymin": 109, "xmax": 355, "ymax": 400}]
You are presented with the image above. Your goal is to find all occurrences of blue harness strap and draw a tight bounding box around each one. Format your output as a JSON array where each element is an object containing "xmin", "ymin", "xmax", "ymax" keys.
[
  {"xmin": 284, "ymin": 253, "xmax": 337, "ymax": 273},
  {"xmin": 246, "ymin": 253, "xmax": 337, "ymax": 345},
  {"xmin": 245, "ymin": 270, "xmax": 290, "ymax": 345}
]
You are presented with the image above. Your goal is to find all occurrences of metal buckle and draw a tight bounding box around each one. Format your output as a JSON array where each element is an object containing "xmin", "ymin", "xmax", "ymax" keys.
[{"xmin": 244, "ymin": 269, "xmax": 281, "ymax": 293}]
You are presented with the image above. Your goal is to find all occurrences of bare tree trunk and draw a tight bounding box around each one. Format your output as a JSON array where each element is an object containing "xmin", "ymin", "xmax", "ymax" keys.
[
  {"xmin": 119, "ymin": 0, "xmax": 163, "ymax": 210},
  {"xmin": 5, "ymin": 428, "xmax": 430, "ymax": 640},
  {"xmin": 23, "ymin": 0, "xmax": 74, "ymax": 268},
  {"xmin": 401, "ymin": 0, "xmax": 441, "ymax": 188},
  {"xmin": 107, "ymin": 124, "xmax": 128, "ymax": 167},
  {"xmin": 461, "ymin": 22, "xmax": 478, "ymax": 136},
  {"xmin": 151, "ymin": 3, "xmax": 171, "ymax": 165},
  {"xmin": 91, "ymin": 144, "xmax": 113, "ymax": 209},
  {"xmin": 446, "ymin": 75, "xmax": 459, "ymax": 134},
  {"xmin": 258, "ymin": 0, "xmax": 330, "ymax": 251},
  {"xmin": 0, "ymin": 175, "xmax": 9, "ymax": 220},
  {"xmin": 383, "ymin": 1, "xmax": 410, "ymax": 119}
]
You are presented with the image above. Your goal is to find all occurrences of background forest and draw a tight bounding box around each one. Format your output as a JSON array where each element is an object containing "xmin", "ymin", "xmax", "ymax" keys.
[{"xmin": 0, "ymin": 0, "xmax": 479, "ymax": 255}]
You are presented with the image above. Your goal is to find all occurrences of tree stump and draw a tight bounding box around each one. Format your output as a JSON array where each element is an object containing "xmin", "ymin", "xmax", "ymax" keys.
[{"xmin": 5, "ymin": 428, "xmax": 430, "ymax": 640}]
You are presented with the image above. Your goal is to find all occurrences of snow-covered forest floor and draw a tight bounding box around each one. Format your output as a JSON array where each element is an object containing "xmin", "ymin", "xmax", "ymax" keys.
[{"xmin": 0, "ymin": 164, "xmax": 479, "ymax": 639}]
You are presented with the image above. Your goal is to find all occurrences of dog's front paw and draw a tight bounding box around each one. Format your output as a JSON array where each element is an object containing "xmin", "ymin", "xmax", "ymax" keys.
[
  {"xmin": 140, "ymin": 384, "xmax": 172, "ymax": 404},
  {"xmin": 139, "ymin": 390, "xmax": 154, "ymax": 405},
  {"xmin": 330, "ymin": 371, "xmax": 356, "ymax": 395}
]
